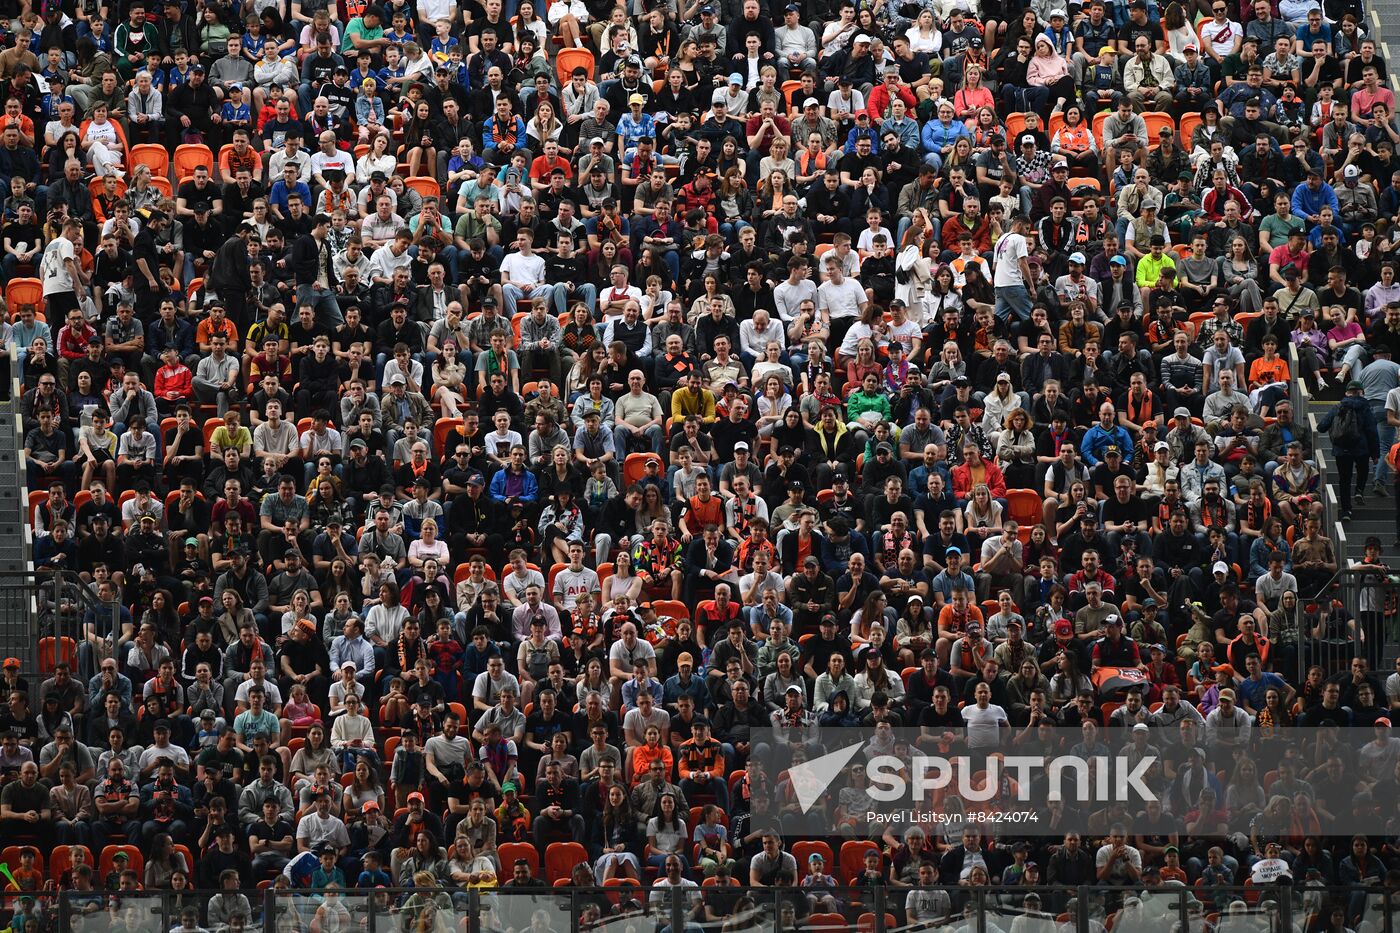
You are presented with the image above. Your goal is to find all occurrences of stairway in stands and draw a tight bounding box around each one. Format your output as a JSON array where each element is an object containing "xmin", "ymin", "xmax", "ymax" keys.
[
  {"xmin": 1304, "ymin": 386, "xmax": 1388, "ymax": 561},
  {"xmin": 0, "ymin": 379, "xmax": 35, "ymax": 676},
  {"xmin": 1303, "ymin": 382, "xmax": 1400, "ymax": 667}
]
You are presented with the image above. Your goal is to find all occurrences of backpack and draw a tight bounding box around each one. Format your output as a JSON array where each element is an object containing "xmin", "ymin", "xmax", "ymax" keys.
[{"xmin": 1330, "ymin": 403, "xmax": 1361, "ymax": 445}]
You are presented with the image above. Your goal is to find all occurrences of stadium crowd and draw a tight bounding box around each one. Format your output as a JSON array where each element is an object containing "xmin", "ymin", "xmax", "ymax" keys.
[{"xmin": 5, "ymin": 0, "xmax": 1400, "ymax": 924}]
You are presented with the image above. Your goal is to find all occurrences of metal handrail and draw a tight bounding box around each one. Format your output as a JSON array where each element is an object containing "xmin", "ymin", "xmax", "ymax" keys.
[{"xmin": 50, "ymin": 884, "xmax": 1393, "ymax": 933}]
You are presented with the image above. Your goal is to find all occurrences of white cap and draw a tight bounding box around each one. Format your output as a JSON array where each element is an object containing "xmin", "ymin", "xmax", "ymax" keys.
[
  {"xmin": 803, "ymin": 96, "xmax": 820, "ymax": 107},
  {"xmin": 1212, "ymin": 561, "xmax": 1230, "ymax": 575},
  {"xmin": 1345, "ymin": 163, "xmax": 1361, "ymax": 178},
  {"xmin": 853, "ymin": 32, "xmax": 871, "ymax": 43},
  {"xmin": 1020, "ymin": 134, "xmax": 1036, "ymax": 146},
  {"xmin": 1049, "ymin": 7, "xmax": 1067, "ymax": 15},
  {"xmin": 1154, "ymin": 441, "xmax": 1170, "ymax": 451},
  {"xmin": 1068, "ymin": 251, "xmax": 1086, "ymax": 264},
  {"xmin": 734, "ymin": 441, "xmax": 749, "ymax": 450},
  {"xmin": 1132, "ymin": 723, "xmax": 1149, "ymax": 733}
]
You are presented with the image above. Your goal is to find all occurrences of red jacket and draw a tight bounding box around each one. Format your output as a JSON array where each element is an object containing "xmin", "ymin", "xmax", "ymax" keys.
[
  {"xmin": 866, "ymin": 82, "xmax": 917, "ymax": 121},
  {"xmin": 154, "ymin": 363, "xmax": 192, "ymax": 400},
  {"xmin": 56, "ymin": 322, "xmax": 96, "ymax": 361},
  {"xmin": 951, "ymin": 457, "xmax": 1007, "ymax": 500}
]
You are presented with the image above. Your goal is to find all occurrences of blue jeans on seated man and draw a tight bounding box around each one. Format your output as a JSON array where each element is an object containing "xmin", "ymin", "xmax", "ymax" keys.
[
  {"xmin": 719, "ymin": 220, "xmax": 752, "ymax": 245},
  {"xmin": 503, "ymin": 282, "xmax": 548, "ymax": 317},
  {"xmin": 613, "ymin": 422, "xmax": 664, "ymax": 455},
  {"xmin": 551, "ymin": 282, "xmax": 597, "ymax": 315},
  {"xmin": 897, "ymin": 215, "xmax": 941, "ymax": 252}
]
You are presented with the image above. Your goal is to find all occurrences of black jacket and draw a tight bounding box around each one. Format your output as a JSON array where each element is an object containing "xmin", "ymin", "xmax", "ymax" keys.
[
  {"xmin": 291, "ymin": 232, "xmax": 338, "ymax": 289},
  {"xmin": 168, "ymin": 80, "xmax": 217, "ymax": 134},
  {"xmin": 208, "ymin": 234, "xmax": 250, "ymax": 294}
]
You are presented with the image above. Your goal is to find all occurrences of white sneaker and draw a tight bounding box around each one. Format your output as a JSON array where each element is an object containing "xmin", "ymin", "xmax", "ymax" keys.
[{"xmin": 1317, "ymin": 375, "xmax": 1330, "ymax": 389}]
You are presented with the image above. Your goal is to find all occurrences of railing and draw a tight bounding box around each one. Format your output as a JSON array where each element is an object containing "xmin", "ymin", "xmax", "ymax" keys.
[
  {"xmin": 0, "ymin": 569, "xmax": 125, "ymax": 693},
  {"xmin": 34, "ymin": 886, "xmax": 1400, "ymax": 933}
]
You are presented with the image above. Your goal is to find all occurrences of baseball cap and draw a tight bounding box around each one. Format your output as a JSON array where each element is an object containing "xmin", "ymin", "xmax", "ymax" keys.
[
  {"xmin": 1212, "ymin": 561, "xmax": 1230, "ymax": 575},
  {"xmin": 1020, "ymin": 134, "xmax": 1035, "ymax": 146},
  {"xmin": 1154, "ymin": 441, "xmax": 1170, "ymax": 451},
  {"xmin": 1174, "ymin": 407, "xmax": 1191, "ymax": 418},
  {"xmin": 677, "ymin": 652, "xmax": 694, "ymax": 666},
  {"xmin": 1345, "ymin": 164, "xmax": 1361, "ymax": 178},
  {"xmin": 728, "ymin": 72, "xmax": 743, "ymax": 84},
  {"xmin": 1069, "ymin": 251, "xmax": 1086, "ymax": 264},
  {"xmin": 1110, "ymin": 254, "xmax": 1128, "ymax": 267},
  {"xmin": 1054, "ymin": 619, "xmax": 1074, "ymax": 637},
  {"xmin": 1132, "ymin": 723, "xmax": 1149, "ymax": 733},
  {"xmin": 803, "ymin": 96, "xmax": 820, "ymax": 107},
  {"xmin": 407, "ymin": 792, "xmax": 425, "ymax": 803},
  {"xmin": 853, "ymin": 33, "xmax": 871, "ymax": 43},
  {"xmin": 628, "ymin": 92, "xmax": 644, "ymax": 105}
]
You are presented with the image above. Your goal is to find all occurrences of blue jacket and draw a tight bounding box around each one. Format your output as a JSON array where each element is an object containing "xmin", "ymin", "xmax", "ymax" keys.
[
  {"xmin": 921, "ymin": 118, "xmax": 971, "ymax": 155},
  {"xmin": 1317, "ymin": 393, "xmax": 1380, "ymax": 460},
  {"xmin": 1291, "ymin": 179, "xmax": 1340, "ymax": 219},
  {"xmin": 488, "ymin": 465, "xmax": 539, "ymax": 503},
  {"xmin": 1080, "ymin": 423, "xmax": 1135, "ymax": 467}
]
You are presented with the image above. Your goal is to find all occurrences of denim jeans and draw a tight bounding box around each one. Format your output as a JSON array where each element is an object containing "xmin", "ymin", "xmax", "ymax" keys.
[{"xmin": 994, "ymin": 284, "xmax": 1032, "ymax": 323}]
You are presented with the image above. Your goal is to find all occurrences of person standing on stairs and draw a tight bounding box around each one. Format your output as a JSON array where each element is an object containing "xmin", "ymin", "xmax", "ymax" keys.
[{"xmin": 1318, "ymin": 380, "xmax": 1381, "ymax": 520}]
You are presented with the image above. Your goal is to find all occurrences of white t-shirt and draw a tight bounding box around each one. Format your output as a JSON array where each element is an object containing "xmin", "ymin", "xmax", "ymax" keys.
[
  {"xmin": 992, "ymin": 233, "xmax": 1028, "ymax": 288},
  {"xmin": 609, "ymin": 637, "xmax": 656, "ymax": 674},
  {"xmin": 40, "ymin": 237, "xmax": 75, "ymax": 295},
  {"xmin": 819, "ymin": 276, "xmax": 865, "ymax": 320},
  {"xmin": 1198, "ymin": 18, "xmax": 1241, "ymax": 59},
  {"xmin": 886, "ymin": 318, "xmax": 922, "ymax": 355},
  {"xmin": 500, "ymin": 251, "xmax": 546, "ymax": 287},
  {"xmin": 961, "ymin": 702, "xmax": 1008, "ymax": 748}
]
